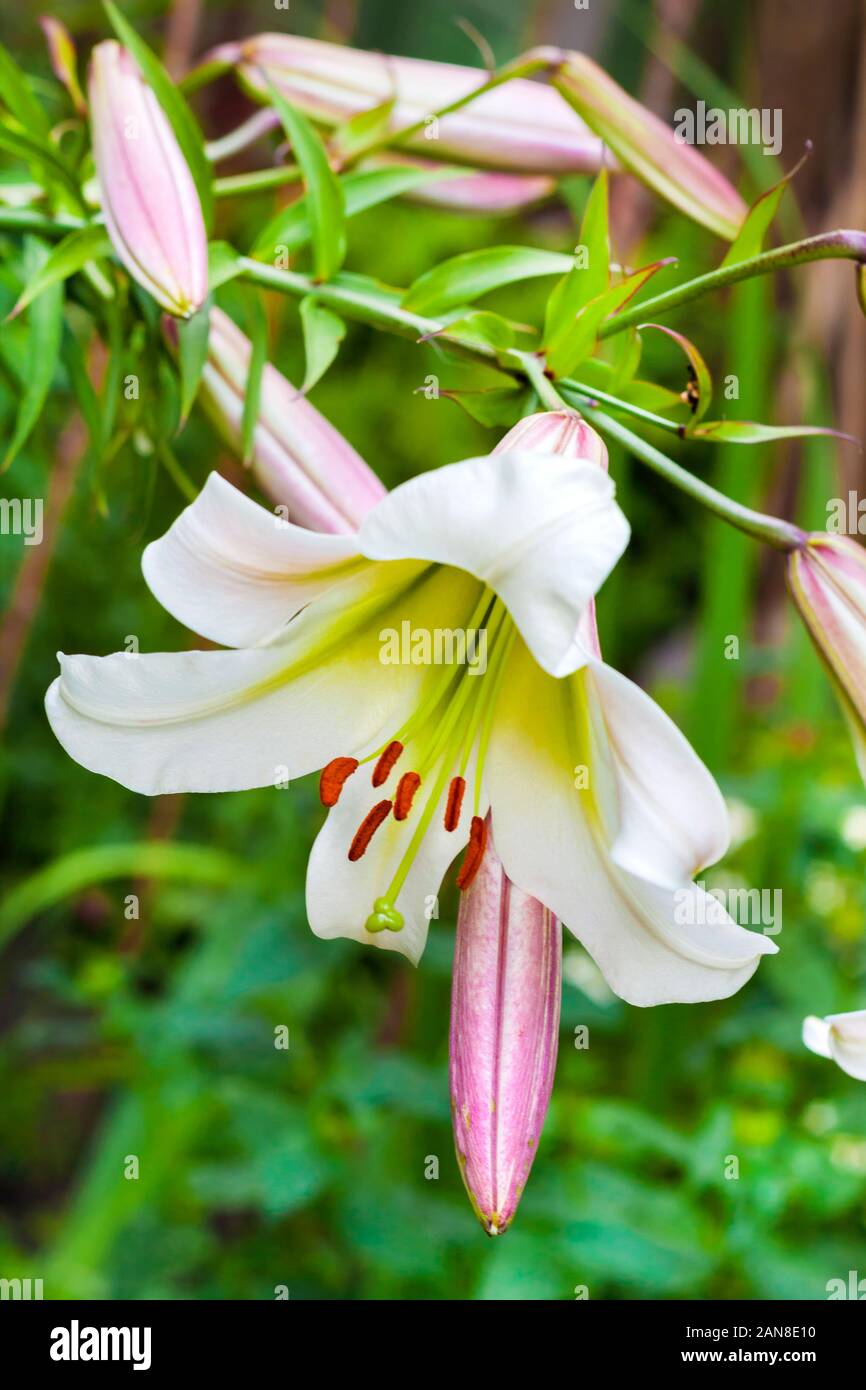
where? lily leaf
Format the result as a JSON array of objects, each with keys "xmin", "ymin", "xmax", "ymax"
[
  {"xmin": 103, "ymin": 0, "xmax": 213, "ymax": 228},
  {"xmin": 8, "ymin": 225, "xmax": 111, "ymax": 317},
  {"xmin": 690, "ymin": 419, "xmax": 856, "ymax": 445},
  {"xmin": 546, "ymin": 259, "xmax": 675, "ymax": 378},
  {"xmin": 402, "ymin": 246, "xmax": 575, "ymax": 317},
  {"xmin": 208, "ymin": 241, "xmax": 245, "ymax": 292},
  {"xmin": 299, "ymin": 295, "xmax": 346, "ymax": 394},
  {"xmin": 721, "ymin": 148, "xmax": 810, "ymax": 269},
  {"xmin": 0, "ymin": 40, "xmax": 52, "ymax": 138},
  {"xmin": 332, "ymin": 98, "xmax": 395, "ymax": 161},
  {"xmin": 543, "ymin": 169, "xmax": 609, "ymax": 347},
  {"xmin": 264, "ymin": 78, "xmax": 346, "ymax": 282},
  {"xmin": 251, "ymin": 164, "xmax": 449, "ymax": 262},
  {"xmin": 0, "ymin": 125, "xmax": 83, "ymax": 207},
  {"xmin": 3, "ymin": 238, "xmax": 64, "ymax": 469},
  {"xmin": 241, "ymin": 297, "xmax": 268, "ymax": 464},
  {"xmin": 639, "ymin": 323, "xmax": 712, "ymax": 423},
  {"xmin": 176, "ymin": 298, "xmax": 212, "ymax": 424},
  {"xmin": 444, "ymin": 310, "xmax": 517, "ymax": 355}
]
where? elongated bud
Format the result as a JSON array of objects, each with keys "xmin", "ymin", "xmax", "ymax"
[
  {"xmin": 197, "ymin": 307, "xmax": 385, "ymax": 531},
  {"xmin": 89, "ymin": 42, "xmax": 208, "ymax": 317},
  {"xmin": 207, "ymin": 34, "xmax": 606, "ymax": 174},
  {"xmin": 787, "ymin": 534, "xmax": 866, "ymax": 779},
  {"xmin": 368, "ymin": 154, "xmax": 555, "ymax": 214},
  {"xmin": 450, "ymin": 826, "xmax": 562, "ymax": 1236},
  {"xmin": 40, "ymin": 16, "xmax": 87, "ymax": 117},
  {"xmin": 551, "ymin": 48, "xmax": 746, "ymax": 241}
]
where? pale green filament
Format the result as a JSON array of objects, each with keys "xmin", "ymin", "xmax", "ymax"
[{"xmin": 364, "ymin": 598, "xmax": 516, "ymax": 930}]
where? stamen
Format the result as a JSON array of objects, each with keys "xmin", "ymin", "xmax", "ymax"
[
  {"xmin": 319, "ymin": 756, "xmax": 359, "ymax": 807},
  {"xmin": 372, "ymin": 740, "xmax": 403, "ymax": 787},
  {"xmin": 394, "ymin": 771, "xmax": 421, "ymax": 821},
  {"xmin": 444, "ymin": 775, "xmax": 466, "ymax": 831},
  {"xmin": 348, "ymin": 799, "xmax": 392, "ymax": 861},
  {"xmin": 457, "ymin": 815, "xmax": 487, "ymax": 889}
]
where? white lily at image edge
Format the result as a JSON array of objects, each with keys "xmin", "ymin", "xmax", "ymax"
[
  {"xmin": 803, "ymin": 1010, "xmax": 866, "ymax": 1081},
  {"xmin": 45, "ymin": 429, "xmax": 776, "ymax": 1005}
]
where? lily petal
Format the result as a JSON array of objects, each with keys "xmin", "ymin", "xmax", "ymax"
[
  {"xmin": 803, "ymin": 1010, "xmax": 866, "ymax": 1080},
  {"xmin": 588, "ymin": 659, "xmax": 730, "ymax": 888},
  {"xmin": 142, "ymin": 472, "xmax": 361, "ymax": 648},
  {"xmin": 358, "ymin": 450, "xmax": 629, "ymax": 677},
  {"xmin": 45, "ymin": 559, "xmax": 447, "ymax": 795},
  {"xmin": 486, "ymin": 641, "xmax": 776, "ymax": 1006}
]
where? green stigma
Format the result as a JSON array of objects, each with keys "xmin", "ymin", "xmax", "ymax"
[{"xmin": 365, "ymin": 898, "xmax": 404, "ymax": 934}]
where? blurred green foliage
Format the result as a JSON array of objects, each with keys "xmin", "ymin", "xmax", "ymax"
[{"xmin": 1, "ymin": 0, "xmax": 865, "ymax": 1301}]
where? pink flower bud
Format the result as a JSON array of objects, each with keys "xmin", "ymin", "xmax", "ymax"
[
  {"xmin": 450, "ymin": 827, "xmax": 562, "ymax": 1236},
  {"xmin": 493, "ymin": 407, "xmax": 608, "ymax": 467},
  {"xmin": 89, "ymin": 41, "xmax": 208, "ymax": 318},
  {"xmin": 552, "ymin": 49, "xmax": 746, "ymax": 241},
  {"xmin": 200, "ymin": 307, "xmax": 385, "ymax": 532},
  {"xmin": 210, "ymin": 34, "xmax": 606, "ymax": 174},
  {"xmin": 787, "ymin": 533, "xmax": 866, "ymax": 777}
]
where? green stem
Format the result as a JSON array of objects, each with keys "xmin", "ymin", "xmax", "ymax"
[
  {"xmin": 580, "ymin": 405, "xmax": 804, "ymax": 550},
  {"xmin": 559, "ymin": 378, "xmax": 685, "ymax": 435},
  {"xmin": 214, "ymin": 165, "xmax": 302, "ymax": 198},
  {"xmin": 235, "ymin": 257, "xmax": 810, "ymax": 553},
  {"xmin": 238, "ymin": 257, "xmax": 444, "ymax": 339},
  {"xmin": 600, "ymin": 231, "xmax": 866, "ymax": 337}
]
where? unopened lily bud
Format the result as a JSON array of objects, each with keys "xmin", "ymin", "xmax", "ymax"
[
  {"xmin": 199, "ymin": 307, "xmax": 385, "ymax": 532},
  {"xmin": 450, "ymin": 827, "xmax": 562, "ymax": 1236},
  {"xmin": 208, "ymin": 33, "xmax": 606, "ymax": 174},
  {"xmin": 787, "ymin": 533, "xmax": 866, "ymax": 779},
  {"xmin": 89, "ymin": 41, "xmax": 208, "ymax": 317},
  {"xmin": 367, "ymin": 154, "xmax": 555, "ymax": 214},
  {"xmin": 494, "ymin": 408, "xmax": 608, "ymax": 467},
  {"xmin": 551, "ymin": 48, "xmax": 746, "ymax": 241}
]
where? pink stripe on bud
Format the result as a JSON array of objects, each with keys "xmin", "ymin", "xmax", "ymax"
[
  {"xmin": 450, "ymin": 827, "xmax": 562, "ymax": 1236},
  {"xmin": 787, "ymin": 533, "xmax": 866, "ymax": 778},
  {"xmin": 552, "ymin": 48, "xmax": 746, "ymax": 241},
  {"xmin": 89, "ymin": 41, "xmax": 208, "ymax": 318}
]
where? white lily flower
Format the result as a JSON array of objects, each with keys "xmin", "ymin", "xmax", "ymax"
[
  {"xmin": 45, "ymin": 438, "xmax": 775, "ymax": 1002},
  {"xmin": 803, "ymin": 1010, "xmax": 866, "ymax": 1081}
]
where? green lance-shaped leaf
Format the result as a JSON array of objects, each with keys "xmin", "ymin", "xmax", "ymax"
[
  {"xmin": 721, "ymin": 147, "xmax": 811, "ymax": 269},
  {"xmin": 3, "ymin": 238, "xmax": 63, "ymax": 470},
  {"xmin": 103, "ymin": 0, "xmax": 214, "ymax": 228},
  {"xmin": 0, "ymin": 124, "xmax": 85, "ymax": 208},
  {"xmin": 208, "ymin": 240, "xmax": 245, "ymax": 292},
  {"xmin": 402, "ymin": 246, "xmax": 575, "ymax": 317},
  {"xmin": 0, "ymin": 841, "xmax": 240, "ymax": 949},
  {"xmin": 7, "ymin": 225, "xmax": 112, "ymax": 317},
  {"xmin": 332, "ymin": 97, "xmax": 396, "ymax": 161},
  {"xmin": 176, "ymin": 297, "xmax": 212, "ymax": 424},
  {"xmin": 545, "ymin": 259, "xmax": 675, "ymax": 378},
  {"xmin": 241, "ymin": 295, "xmax": 268, "ymax": 464},
  {"xmin": 0, "ymin": 40, "xmax": 52, "ymax": 139},
  {"xmin": 299, "ymin": 295, "xmax": 346, "ymax": 394},
  {"xmin": 250, "ymin": 163, "xmax": 452, "ymax": 262},
  {"xmin": 688, "ymin": 419, "xmax": 855, "ymax": 445},
  {"xmin": 543, "ymin": 169, "xmax": 610, "ymax": 348},
  {"xmin": 638, "ymin": 323, "xmax": 713, "ymax": 424},
  {"xmin": 263, "ymin": 76, "xmax": 346, "ymax": 282}
]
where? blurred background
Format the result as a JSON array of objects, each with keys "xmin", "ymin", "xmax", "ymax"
[{"xmin": 2, "ymin": 0, "xmax": 866, "ymax": 1300}]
